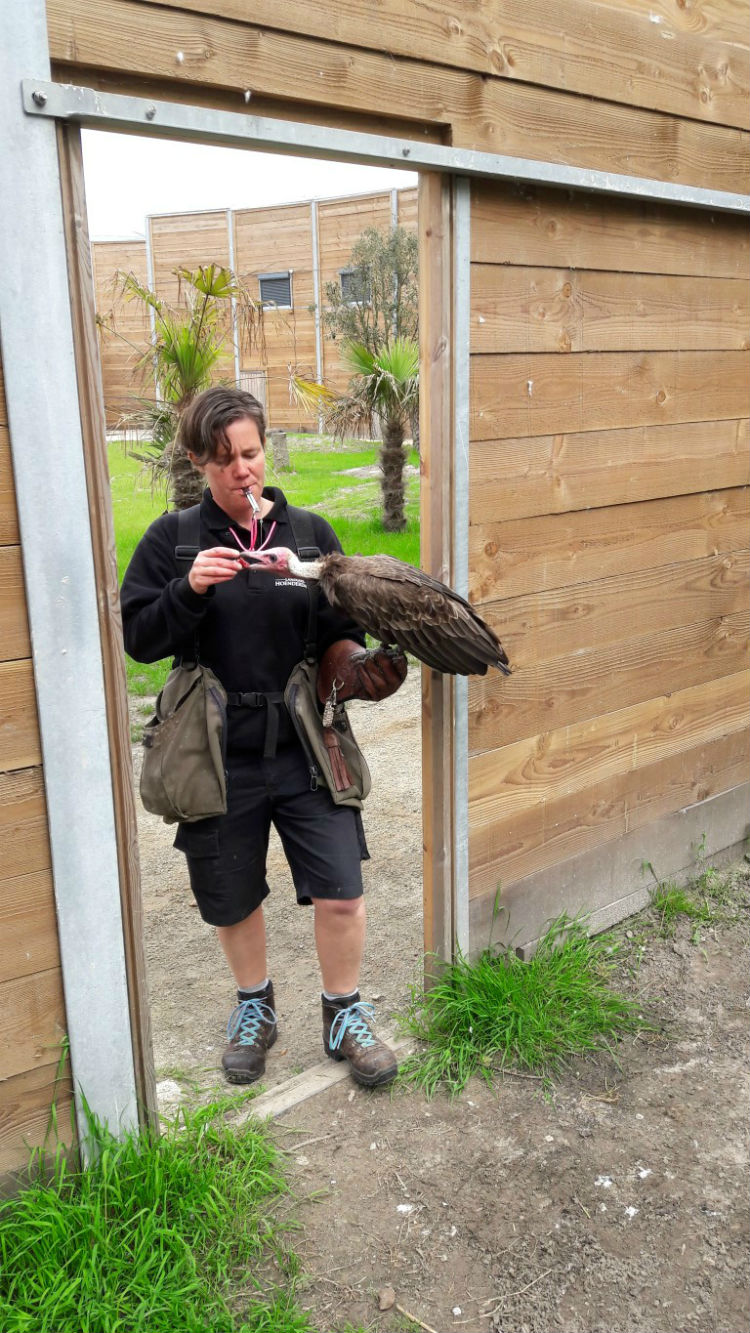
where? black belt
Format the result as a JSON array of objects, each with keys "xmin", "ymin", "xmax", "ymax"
[{"xmin": 226, "ymin": 690, "xmax": 285, "ymax": 758}]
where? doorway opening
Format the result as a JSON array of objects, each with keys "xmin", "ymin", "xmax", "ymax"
[{"xmin": 80, "ymin": 128, "xmax": 425, "ymax": 1108}]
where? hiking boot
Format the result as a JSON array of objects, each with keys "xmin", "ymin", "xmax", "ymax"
[
  {"xmin": 322, "ymin": 992, "xmax": 397, "ymax": 1088},
  {"xmin": 222, "ymin": 981, "xmax": 277, "ymax": 1084}
]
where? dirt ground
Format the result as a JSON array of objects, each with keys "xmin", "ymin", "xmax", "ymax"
[{"xmin": 133, "ymin": 676, "xmax": 749, "ymax": 1333}]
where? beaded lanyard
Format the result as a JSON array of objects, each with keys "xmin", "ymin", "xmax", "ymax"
[{"xmin": 229, "ymin": 514, "xmax": 277, "ymax": 556}]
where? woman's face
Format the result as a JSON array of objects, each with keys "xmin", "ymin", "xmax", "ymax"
[{"xmin": 190, "ymin": 416, "xmax": 266, "ymax": 520}]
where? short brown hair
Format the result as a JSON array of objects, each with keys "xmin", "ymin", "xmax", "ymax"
[{"xmin": 177, "ymin": 386, "xmax": 266, "ymax": 464}]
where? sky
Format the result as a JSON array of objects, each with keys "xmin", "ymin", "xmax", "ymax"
[{"xmin": 81, "ymin": 130, "xmax": 416, "ymax": 240}]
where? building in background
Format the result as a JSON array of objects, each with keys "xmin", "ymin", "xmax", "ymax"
[{"xmin": 92, "ymin": 186, "xmax": 418, "ymax": 431}]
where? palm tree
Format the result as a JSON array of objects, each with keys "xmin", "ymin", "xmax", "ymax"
[
  {"xmin": 294, "ymin": 336, "xmax": 418, "ymax": 532},
  {"xmin": 106, "ymin": 265, "xmax": 264, "ymax": 509}
]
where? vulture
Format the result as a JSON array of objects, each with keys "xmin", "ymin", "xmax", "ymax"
[{"xmin": 243, "ymin": 547, "xmax": 511, "ymax": 677}]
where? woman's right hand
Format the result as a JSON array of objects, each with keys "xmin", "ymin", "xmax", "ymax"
[{"xmin": 188, "ymin": 547, "xmax": 245, "ymax": 595}]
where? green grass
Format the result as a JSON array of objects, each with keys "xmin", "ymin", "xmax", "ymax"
[
  {"xmin": 0, "ymin": 1098, "xmax": 315, "ymax": 1333},
  {"xmin": 398, "ymin": 914, "xmax": 647, "ymax": 1097},
  {"xmin": 645, "ymin": 842, "xmax": 744, "ymax": 940},
  {"xmin": 648, "ymin": 882, "xmax": 714, "ymax": 936},
  {"xmin": 109, "ymin": 435, "xmax": 421, "ymax": 699}
]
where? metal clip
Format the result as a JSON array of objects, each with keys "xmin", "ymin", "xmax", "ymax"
[{"xmin": 322, "ymin": 678, "xmax": 337, "ymax": 728}]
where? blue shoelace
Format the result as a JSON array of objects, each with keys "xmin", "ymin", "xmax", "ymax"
[
  {"xmin": 226, "ymin": 997, "xmax": 276, "ymax": 1045},
  {"xmin": 329, "ymin": 1001, "xmax": 377, "ymax": 1052}
]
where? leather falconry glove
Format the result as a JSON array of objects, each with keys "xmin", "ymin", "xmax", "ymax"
[{"xmin": 317, "ymin": 638, "xmax": 408, "ymax": 710}]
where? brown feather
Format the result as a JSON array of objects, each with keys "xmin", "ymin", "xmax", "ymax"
[{"xmin": 317, "ymin": 552, "xmax": 511, "ymax": 677}]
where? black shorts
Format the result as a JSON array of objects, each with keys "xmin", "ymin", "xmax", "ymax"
[{"xmin": 173, "ymin": 744, "xmax": 369, "ymax": 926}]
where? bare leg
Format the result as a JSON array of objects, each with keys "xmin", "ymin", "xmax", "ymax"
[
  {"xmin": 313, "ymin": 897, "xmax": 366, "ymax": 994},
  {"xmin": 216, "ymin": 904, "xmax": 268, "ymax": 990}
]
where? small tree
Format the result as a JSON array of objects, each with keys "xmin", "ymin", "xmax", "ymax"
[
  {"xmin": 320, "ymin": 225, "xmax": 418, "ymax": 354},
  {"xmin": 294, "ymin": 224, "xmax": 419, "ymax": 529},
  {"xmin": 104, "ymin": 264, "xmax": 264, "ymax": 509},
  {"xmin": 294, "ymin": 337, "xmax": 418, "ymax": 532}
]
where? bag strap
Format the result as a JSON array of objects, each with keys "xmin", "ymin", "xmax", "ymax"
[
  {"xmin": 175, "ymin": 503, "xmax": 202, "ymax": 565},
  {"xmin": 286, "ymin": 504, "xmax": 320, "ymax": 665},
  {"xmin": 174, "ymin": 503, "xmax": 202, "ymax": 664}
]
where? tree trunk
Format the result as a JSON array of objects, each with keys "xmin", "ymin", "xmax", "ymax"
[
  {"xmin": 269, "ymin": 428, "xmax": 291, "ymax": 471},
  {"xmin": 380, "ymin": 415, "xmax": 407, "ymax": 532},
  {"xmin": 166, "ymin": 438, "xmax": 206, "ymax": 510},
  {"xmin": 409, "ymin": 404, "xmax": 420, "ymax": 454}
]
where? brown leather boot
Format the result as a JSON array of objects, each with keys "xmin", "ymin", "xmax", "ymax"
[
  {"xmin": 222, "ymin": 981, "xmax": 277, "ymax": 1084},
  {"xmin": 322, "ymin": 992, "xmax": 397, "ymax": 1088}
]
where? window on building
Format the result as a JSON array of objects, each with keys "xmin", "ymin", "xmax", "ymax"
[
  {"xmin": 258, "ymin": 271, "xmax": 292, "ymax": 308},
  {"xmin": 339, "ymin": 267, "xmax": 371, "ymax": 305}
]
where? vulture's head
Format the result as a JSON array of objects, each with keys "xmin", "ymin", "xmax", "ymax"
[{"xmin": 240, "ymin": 546, "xmax": 319, "ymax": 579}]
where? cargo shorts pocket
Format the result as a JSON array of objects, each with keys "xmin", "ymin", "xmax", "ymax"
[{"xmin": 173, "ymin": 823, "xmax": 220, "ymax": 860}]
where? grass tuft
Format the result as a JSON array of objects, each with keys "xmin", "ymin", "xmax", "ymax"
[
  {"xmin": 648, "ymin": 881, "xmax": 713, "ymax": 936},
  {"xmin": 398, "ymin": 914, "xmax": 647, "ymax": 1097},
  {"xmin": 0, "ymin": 1098, "xmax": 314, "ymax": 1333}
]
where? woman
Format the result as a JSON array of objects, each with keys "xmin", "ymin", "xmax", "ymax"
[{"xmin": 121, "ymin": 386, "xmax": 407, "ymax": 1088}]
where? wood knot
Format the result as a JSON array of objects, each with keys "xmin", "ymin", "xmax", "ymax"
[
  {"xmin": 656, "ymin": 389, "xmax": 668, "ymax": 405},
  {"xmin": 446, "ymin": 16, "xmax": 463, "ymax": 36},
  {"xmin": 484, "ymin": 540, "xmax": 499, "ymax": 558}
]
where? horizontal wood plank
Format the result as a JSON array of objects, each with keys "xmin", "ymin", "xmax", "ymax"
[
  {"xmin": 590, "ymin": 0, "xmax": 749, "ymax": 48},
  {"xmin": 0, "ymin": 968, "xmax": 68, "ymax": 1082},
  {"xmin": 469, "ymin": 608, "xmax": 749, "ymax": 753},
  {"xmin": 0, "ymin": 424, "xmax": 20, "ymax": 546},
  {"xmin": 469, "ymin": 782, "xmax": 750, "ymax": 955},
  {"xmin": 469, "ymin": 487, "xmax": 749, "ymax": 601},
  {"xmin": 0, "ymin": 663, "xmax": 42, "ymax": 772},
  {"xmin": 469, "ymin": 419, "xmax": 750, "ymax": 523},
  {"xmin": 470, "ymin": 350, "xmax": 750, "ymax": 441},
  {"xmin": 0, "ymin": 869, "xmax": 59, "ymax": 985},
  {"xmin": 470, "ymin": 181, "xmax": 750, "ymax": 278},
  {"xmin": 0, "ymin": 768, "xmax": 51, "ymax": 881},
  {"xmin": 468, "ymin": 669, "xmax": 749, "ymax": 823},
  {"xmin": 481, "ymin": 550, "xmax": 750, "ymax": 664},
  {"xmin": 470, "ymin": 268, "xmax": 750, "ymax": 354},
  {"xmin": 469, "ymin": 729, "xmax": 749, "ymax": 898},
  {"xmin": 46, "ymin": 0, "xmax": 749, "ymax": 191},
  {"xmin": 0, "ymin": 1063, "xmax": 74, "ymax": 1178},
  {"xmin": 138, "ymin": 0, "xmax": 750, "ymax": 128},
  {"xmin": 0, "ymin": 546, "xmax": 31, "ymax": 661}
]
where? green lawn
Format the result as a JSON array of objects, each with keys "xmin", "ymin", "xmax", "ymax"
[{"xmin": 110, "ymin": 435, "xmax": 421, "ymax": 697}]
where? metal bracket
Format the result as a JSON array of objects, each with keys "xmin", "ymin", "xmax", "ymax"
[{"xmin": 22, "ymin": 79, "xmax": 750, "ymax": 215}]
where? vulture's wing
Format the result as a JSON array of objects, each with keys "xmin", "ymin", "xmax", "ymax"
[{"xmin": 320, "ymin": 552, "xmax": 510, "ymax": 676}]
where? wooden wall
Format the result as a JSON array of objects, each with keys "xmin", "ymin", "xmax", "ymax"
[
  {"xmin": 233, "ymin": 200, "xmax": 317, "ymax": 429},
  {"xmin": 150, "ymin": 209, "xmax": 236, "ymax": 387},
  {"xmin": 47, "ymin": 0, "xmax": 748, "ymax": 186},
  {"xmin": 0, "ymin": 358, "xmax": 73, "ymax": 1184},
  {"xmin": 466, "ymin": 179, "xmax": 750, "ymax": 947},
  {"xmin": 91, "ymin": 238, "xmax": 151, "ymax": 427}
]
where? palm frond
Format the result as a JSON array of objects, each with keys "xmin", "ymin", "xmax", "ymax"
[{"xmin": 288, "ymin": 374, "xmax": 337, "ymax": 416}]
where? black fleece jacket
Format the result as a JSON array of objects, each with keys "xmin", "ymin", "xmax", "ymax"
[{"xmin": 120, "ymin": 487, "xmax": 364, "ymax": 755}]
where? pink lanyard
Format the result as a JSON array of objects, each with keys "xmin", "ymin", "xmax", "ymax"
[{"xmin": 229, "ymin": 516, "xmax": 277, "ymax": 555}]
